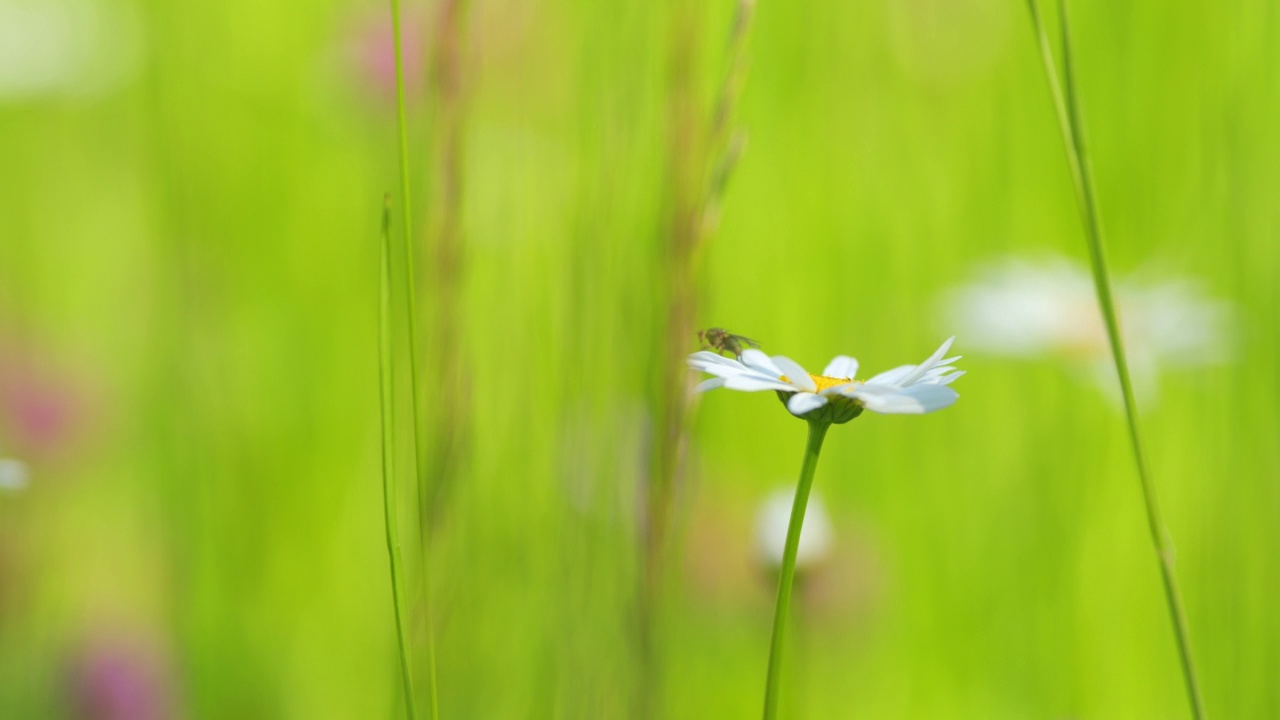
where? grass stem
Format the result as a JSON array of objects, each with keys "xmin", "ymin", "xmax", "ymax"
[
  {"xmin": 379, "ymin": 196, "xmax": 420, "ymax": 720},
  {"xmin": 387, "ymin": 0, "xmax": 427, "ymax": 541},
  {"xmin": 424, "ymin": 0, "xmax": 470, "ymax": 532},
  {"xmin": 640, "ymin": 6, "xmax": 760, "ymax": 714},
  {"xmin": 1024, "ymin": 2, "xmax": 1205, "ymax": 717},
  {"xmin": 388, "ymin": 1, "xmax": 439, "ymax": 714}
]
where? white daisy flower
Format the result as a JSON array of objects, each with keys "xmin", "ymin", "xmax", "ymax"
[
  {"xmin": 688, "ymin": 338, "xmax": 963, "ymax": 423},
  {"xmin": 940, "ymin": 255, "xmax": 1233, "ymax": 401},
  {"xmin": 755, "ymin": 487, "xmax": 833, "ymax": 571},
  {"xmin": 0, "ymin": 457, "xmax": 28, "ymax": 491}
]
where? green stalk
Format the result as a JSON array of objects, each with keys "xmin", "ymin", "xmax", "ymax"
[
  {"xmin": 762, "ymin": 420, "xmax": 830, "ymax": 720},
  {"xmin": 1024, "ymin": 2, "xmax": 1205, "ymax": 717},
  {"xmin": 379, "ymin": 196, "xmax": 419, "ymax": 720},
  {"xmin": 639, "ymin": 6, "xmax": 759, "ymax": 713},
  {"xmin": 387, "ymin": 2, "xmax": 440, "ymax": 716},
  {"xmin": 698, "ymin": 0, "xmax": 756, "ymax": 257},
  {"xmin": 386, "ymin": 0, "xmax": 427, "ymax": 530}
]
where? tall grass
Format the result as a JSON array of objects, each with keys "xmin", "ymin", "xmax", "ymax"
[
  {"xmin": 378, "ymin": 195, "xmax": 420, "ymax": 720},
  {"xmin": 642, "ymin": 2, "xmax": 757, "ymax": 714},
  {"xmin": 388, "ymin": 0, "xmax": 440, "ymax": 714},
  {"xmin": 1024, "ymin": 1, "xmax": 1204, "ymax": 717},
  {"xmin": 423, "ymin": 0, "xmax": 470, "ymax": 531}
]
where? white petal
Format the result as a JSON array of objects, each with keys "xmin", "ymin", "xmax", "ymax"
[
  {"xmin": 691, "ymin": 363, "xmax": 750, "ymax": 379},
  {"xmin": 822, "ymin": 355, "xmax": 859, "ymax": 379},
  {"xmin": 688, "ymin": 351, "xmax": 745, "ymax": 371},
  {"xmin": 770, "ymin": 355, "xmax": 816, "ymax": 392},
  {"xmin": 900, "ymin": 383, "xmax": 960, "ymax": 412},
  {"xmin": 689, "ymin": 350, "xmax": 740, "ymax": 365},
  {"xmin": 694, "ymin": 377, "xmax": 726, "ymax": 393},
  {"xmin": 688, "ymin": 363, "xmax": 741, "ymax": 378},
  {"xmin": 865, "ymin": 364, "xmax": 915, "ymax": 387},
  {"xmin": 844, "ymin": 384, "xmax": 904, "ymax": 410},
  {"xmin": 786, "ymin": 392, "xmax": 828, "ymax": 416},
  {"xmin": 851, "ymin": 383, "xmax": 958, "ymax": 414},
  {"xmin": 911, "ymin": 365, "xmax": 962, "ymax": 385},
  {"xmin": 919, "ymin": 366, "xmax": 953, "ymax": 380},
  {"xmin": 894, "ymin": 337, "xmax": 956, "ymax": 387},
  {"xmin": 739, "ymin": 349, "xmax": 783, "ymax": 378},
  {"xmin": 691, "ymin": 356, "xmax": 788, "ymax": 385},
  {"xmin": 723, "ymin": 375, "xmax": 797, "ymax": 392}
]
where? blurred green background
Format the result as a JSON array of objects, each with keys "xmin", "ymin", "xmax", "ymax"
[{"xmin": 1, "ymin": 0, "xmax": 1277, "ymax": 717}]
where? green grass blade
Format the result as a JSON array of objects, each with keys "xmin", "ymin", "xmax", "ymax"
[
  {"xmin": 387, "ymin": 1, "xmax": 440, "ymax": 715},
  {"xmin": 699, "ymin": 0, "xmax": 756, "ymax": 246},
  {"xmin": 1024, "ymin": 2, "xmax": 1206, "ymax": 717},
  {"xmin": 387, "ymin": 0, "xmax": 428, "ymax": 533},
  {"xmin": 641, "ymin": 5, "xmax": 760, "ymax": 714},
  {"xmin": 379, "ymin": 195, "xmax": 420, "ymax": 720}
]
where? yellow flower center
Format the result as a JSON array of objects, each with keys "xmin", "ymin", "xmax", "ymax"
[
  {"xmin": 779, "ymin": 374, "xmax": 857, "ymax": 392},
  {"xmin": 811, "ymin": 374, "xmax": 854, "ymax": 392}
]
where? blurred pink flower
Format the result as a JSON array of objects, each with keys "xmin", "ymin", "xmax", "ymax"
[
  {"xmin": 350, "ymin": 11, "xmax": 426, "ymax": 103},
  {"xmin": 0, "ymin": 360, "xmax": 83, "ymax": 458},
  {"xmin": 68, "ymin": 636, "xmax": 175, "ymax": 720}
]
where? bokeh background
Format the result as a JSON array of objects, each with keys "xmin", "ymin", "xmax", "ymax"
[{"xmin": 1, "ymin": 0, "xmax": 1277, "ymax": 717}]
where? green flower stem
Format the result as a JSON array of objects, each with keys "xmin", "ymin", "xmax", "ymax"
[
  {"xmin": 1025, "ymin": 2, "xmax": 1204, "ymax": 718},
  {"xmin": 762, "ymin": 420, "xmax": 830, "ymax": 720}
]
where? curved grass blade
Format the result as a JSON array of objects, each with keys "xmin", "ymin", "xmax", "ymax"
[
  {"xmin": 386, "ymin": 0, "xmax": 441, "ymax": 715},
  {"xmin": 1023, "ymin": 2, "xmax": 1206, "ymax": 717},
  {"xmin": 379, "ymin": 195, "xmax": 420, "ymax": 720}
]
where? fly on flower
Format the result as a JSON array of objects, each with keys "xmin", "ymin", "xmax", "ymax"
[
  {"xmin": 698, "ymin": 327, "xmax": 761, "ymax": 358},
  {"xmin": 689, "ymin": 338, "xmax": 963, "ymax": 424}
]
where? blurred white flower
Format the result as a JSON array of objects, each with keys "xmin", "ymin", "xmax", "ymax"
[
  {"xmin": 688, "ymin": 338, "xmax": 964, "ymax": 423},
  {"xmin": 755, "ymin": 488, "xmax": 833, "ymax": 571},
  {"xmin": 0, "ymin": 0, "xmax": 141, "ymax": 100},
  {"xmin": 0, "ymin": 457, "xmax": 28, "ymax": 491},
  {"xmin": 941, "ymin": 255, "xmax": 1233, "ymax": 401}
]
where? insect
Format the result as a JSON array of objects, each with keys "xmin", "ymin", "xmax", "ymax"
[{"xmin": 698, "ymin": 327, "xmax": 761, "ymax": 358}]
